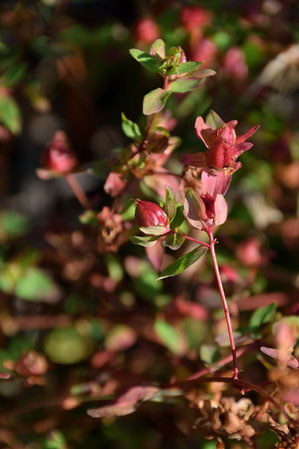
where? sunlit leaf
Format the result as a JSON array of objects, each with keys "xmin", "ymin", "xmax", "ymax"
[
  {"xmin": 130, "ymin": 235, "xmax": 160, "ymax": 247},
  {"xmin": 249, "ymin": 303, "xmax": 277, "ymax": 330},
  {"xmin": 164, "ymin": 185, "xmax": 176, "ymax": 223},
  {"xmin": 44, "ymin": 327, "xmax": 93, "ymax": 365},
  {"xmin": 157, "ymin": 246, "xmax": 207, "ymax": 280},
  {"xmin": 0, "ymin": 94, "xmax": 21, "ymax": 134},
  {"xmin": 143, "ymin": 88, "xmax": 171, "ymax": 115},
  {"xmin": 121, "ymin": 112, "xmax": 142, "ymax": 142},
  {"xmin": 162, "ymin": 231, "xmax": 185, "ymax": 250},
  {"xmin": 154, "ymin": 319, "xmax": 186, "ymax": 354},
  {"xmin": 168, "ymin": 79, "xmax": 200, "ymax": 93},
  {"xmin": 129, "ymin": 49, "xmax": 160, "ymax": 73}
]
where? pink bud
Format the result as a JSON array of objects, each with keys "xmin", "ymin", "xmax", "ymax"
[
  {"xmin": 41, "ymin": 131, "xmax": 77, "ymax": 174},
  {"xmin": 135, "ymin": 200, "xmax": 168, "ymax": 228}
]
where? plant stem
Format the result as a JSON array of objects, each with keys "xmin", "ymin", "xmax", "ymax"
[
  {"xmin": 183, "ymin": 234, "xmax": 210, "ymax": 249},
  {"xmin": 65, "ymin": 174, "xmax": 92, "ymax": 209},
  {"xmin": 208, "ymin": 231, "xmax": 239, "ymax": 380}
]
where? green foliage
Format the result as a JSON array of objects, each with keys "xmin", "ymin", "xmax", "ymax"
[
  {"xmin": 157, "ymin": 246, "xmax": 208, "ymax": 280},
  {"xmin": 121, "ymin": 112, "xmax": 142, "ymax": 142},
  {"xmin": 79, "ymin": 210, "xmax": 98, "ymax": 225},
  {"xmin": 143, "ymin": 88, "xmax": 171, "ymax": 115},
  {"xmin": 129, "ymin": 49, "xmax": 161, "ymax": 73},
  {"xmin": 43, "ymin": 431, "xmax": 67, "ymax": 449},
  {"xmin": 44, "ymin": 327, "xmax": 93, "ymax": 364},
  {"xmin": 162, "ymin": 231, "xmax": 185, "ymax": 250},
  {"xmin": 0, "ymin": 210, "xmax": 29, "ymax": 241},
  {"xmin": 154, "ymin": 319, "xmax": 185, "ymax": 354},
  {"xmin": 130, "ymin": 235, "xmax": 160, "ymax": 247},
  {"xmin": 168, "ymin": 79, "xmax": 201, "ymax": 93},
  {"xmin": 164, "ymin": 186, "xmax": 176, "ymax": 223},
  {"xmin": 169, "ymin": 61, "xmax": 202, "ymax": 75},
  {"xmin": 0, "ymin": 94, "xmax": 21, "ymax": 134},
  {"xmin": 249, "ymin": 303, "xmax": 277, "ymax": 330},
  {"xmin": 15, "ymin": 268, "xmax": 58, "ymax": 302}
]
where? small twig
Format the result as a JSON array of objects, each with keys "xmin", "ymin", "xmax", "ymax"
[
  {"xmin": 208, "ymin": 231, "xmax": 239, "ymax": 379},
  {"xmin": 183, "ymin": 234, "xmax": 210, "ymax": 249},
  {"xmin": 65, "ymin": 174, "xmax": 92, "ymax": 209}
]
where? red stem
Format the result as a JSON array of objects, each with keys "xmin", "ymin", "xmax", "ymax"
[
  {"xmin": 65, "ymin": 174, "xmax": 92, "ymax": 209},
  {"xmin": 208, "ymin": 231, "xmax": 239, "ymax": 380},
  {"xmin": 183, "ymin": 234, "xmax": 210, "ymax": 249}
]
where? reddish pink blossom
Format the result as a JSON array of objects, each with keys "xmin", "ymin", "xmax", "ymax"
[
  {"xmin": 134, "ymin": 18, "xmax": 160, "ymax": 45},
  {"xmin": 236, "ymin": 237, "xmax": 265, "ymax": 267},
  {"xmin": 181, "ymin": 6, "xmax": 211, "ymax": 33},
  {"xmin": 40, "ymin": 131, "xmax": 77, "ymax": 176},
  {"xmin": 135, "ymin": 200, "xmax": 168, "ymax": 228},
  {"xmin": 222, "ymin": 47, "xmax": 248, "ymax": 81},
  {"xmin": 190, "ymin": 38, "xmax": 218, "ymax": 67},
  {"xmin": 104, "ymin": 172, "xmax": 127, "ymax": 197},
  {"xmin": 182, "ymin": 111, "xmax": 259, "ymax": 172},
  {"xmin": 184, "ymin": 170, "xmax": 230, "ymax": 232}
]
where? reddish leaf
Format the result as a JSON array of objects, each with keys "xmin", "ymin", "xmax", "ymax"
[
  {"xmin": 260, "ymin": 346, "xmax": 299, "ymax": 369},
  {"xmin": 87, "ymin": 386, "xmax": 159, "ymax": 418}
]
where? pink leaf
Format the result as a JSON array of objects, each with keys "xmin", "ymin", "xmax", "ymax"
[
  {"xmin": 214, "ymin": 194, "xmax": 228, "ymax": 226},
  {"xmin": 87, "ymin": 385, "xmax": 159, "ymax": 418},
  {"xmin": 146, "ymin": 240, "xmax": 164, "ymax": 272},
  {"xmin": 260, "ymin": 346, "xmax": 299, "ymax": 369}
]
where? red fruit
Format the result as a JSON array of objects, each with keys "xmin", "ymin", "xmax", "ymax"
[{"xmin": 135, "ymin": 200, "xmax": 168, "ymax": 227}]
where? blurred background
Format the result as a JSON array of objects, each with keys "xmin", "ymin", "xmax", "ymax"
[{"xmin": 0, "ymin": 0, "xmax": 298, "ymax": 448}]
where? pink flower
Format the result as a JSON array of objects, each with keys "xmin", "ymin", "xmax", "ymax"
[
  {"xmin": 184, "ymin": 170, "xmax": 230, "ymax": 232},
  {"xmin": 190, "ymin": 38, "xmax": 218, "ymax": 68},
  {"xmin": 135, "ymin": 200, "xmax": 168, "ymax": 228},
  {"xmin": 104, "ymin": 172, "xmax": 127, "ymax": 197},
  {"xmin": 182, "ymin": 111, "xmax": 259, "ymax": 172},
  {"xmin": 222, "ymin": 47, "xmax": 248, "ymax": 81},
  {"xmin": 38, "ymin": 131, "xmax": 77, "ymax": 177},
  {"xmin": 134, "ymin": 18, "xmax": 160, "ymax": 45},
  {"xmin": 181, "ymin": 6, "xmax": 211, "ymax": 33}
]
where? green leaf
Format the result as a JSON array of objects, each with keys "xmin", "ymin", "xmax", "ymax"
[
  {"xmin": 129, "ymin": 49, "xmax": 160, "ymax": 73},
  {"xmin": 130, "ymin": 235, "xmax": 160, "ymax": 247},
  {"xmin": 206, "ymin": 110, "xmax": 225, "ymax": 130},
  {"xmin": 171, "ymin": 61, "xmax": 202, "ymax": 74},
  {"xmin": 168, "ymin": 78, "xmax": 201, "ymax": 93},
  {"xmin": 121, "ymin": 112, "xmax": 142, "ymax": 142},
  {"xmin": 150, "ymin": 39, "xmax": 165, "ymax": 59},
  {"xmin": 162, "ymin": 231, "xmax": 185, "ymax": 250},
  {"xmin": 154, "ymin": 320, "xmax": 185, "ymax": 355},
  {"xmin": 1, "ymin": 63, "xmax": 27, "ymax": 88},
  {"xmin": 171, "ymin": 204, "xmax": 185, "ymax": 229},
  {"xmin": 139, "ymin": 225, "xmax": 169, "ymax": 236},
  {"xmin": 0, "ymin": 210, "xmax": 29, "ymax": 240},
  {"xmin": 0, "ymin": 94, "xmax": 21, "ymax": 134},
  {"xmin": 143, "ymin": 88, "xmax": 171, "ymax": 115},
  {"xmin": 43, "ymin": 430, "xmax": 67, "ymax": 449},
  {"xmin": 249, "ymin": 303, "xmax": 277, "ymax": 330},
  {"xmin": 44, "ymin": 327, "xmax": 93, "ymax": 365},
  {"xmin": 79, "ymin": 210, "xmax": 98, "ymax": 225},
  {"xmin": 164, "ymin": 185, "xmax": 176, "ymax": 222},
  {"xmin": 15, "ymin": 268, "xmax": 58, "ymax": 302},
  {"xmin": 157, "ymin": 246, "xmax": 208, "ymax": 280}
]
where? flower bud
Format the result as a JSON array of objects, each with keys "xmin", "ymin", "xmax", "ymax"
[
  {"xmin": 135, "ymin": 200, "xmax": 168, "ymax": 228},
  {"xmin": 41, "ymin": 131, "xmax": 77, "ymax": 174}
]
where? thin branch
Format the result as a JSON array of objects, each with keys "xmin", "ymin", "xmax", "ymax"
[
  {"xmin": 65, "ymin": 174, "xmax": 92, "ymax": 209},
  {"xmin": 208, "ymin": 231, "xmax": 239, "ymax": 379}
]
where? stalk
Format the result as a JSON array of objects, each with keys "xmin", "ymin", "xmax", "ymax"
[
  {"xmin": 208, "ymin": 231, "xmax": 239, "ymax": 380},
  {"xmin": 65, "ymin": 174, "xmax": 92, "ymax": 210}
]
